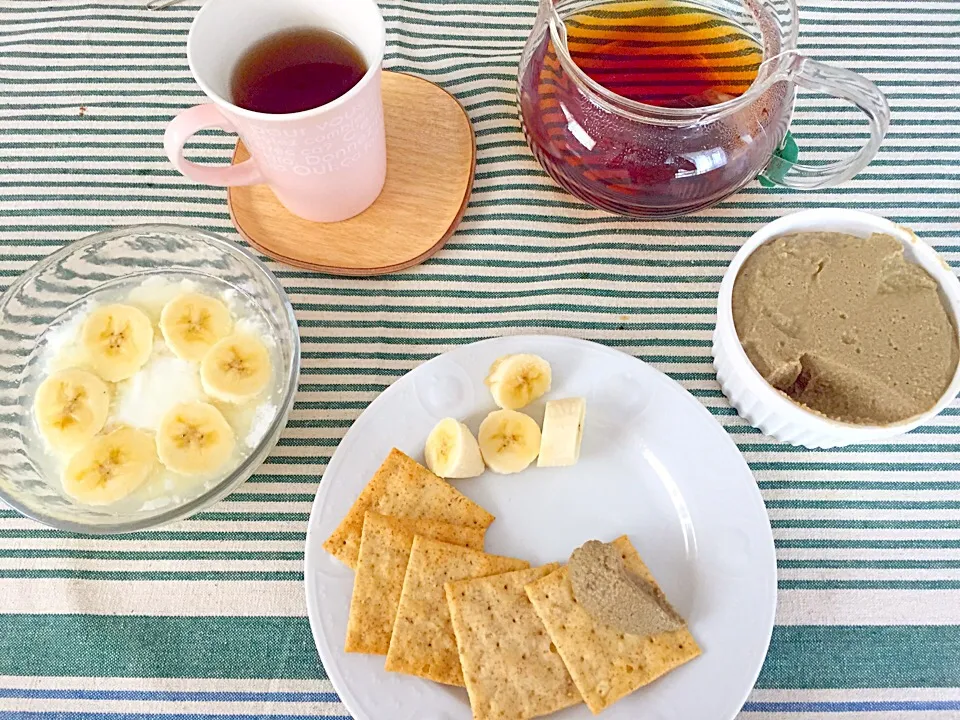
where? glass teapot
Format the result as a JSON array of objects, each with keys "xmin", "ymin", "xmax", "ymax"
[{"xmin": 517, "ymin": 0, "xmax": 890, "ymax": 218}]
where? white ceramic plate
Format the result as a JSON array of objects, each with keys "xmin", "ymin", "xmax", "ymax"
[{"xmin": 304, "ymin": 335, "xmax": 776, "ymax": 720}]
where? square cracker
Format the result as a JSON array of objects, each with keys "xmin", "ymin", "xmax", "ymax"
[
  {"xmin": 346, "ymin": 511, "xmax": 486, "ymax": 655},
  {"xmin": 524, "ymin": 536, "xmax": 701, "ymax": 714},
  {"xmin": 385, "ymin": 536, "xmax": 529, "ymax": 687},
  {"xmin": 322, "ymin": 448, "xmax": 495, "ymax": 568},
  {"xmin": 446, "ymin": 564, "xmax": 582, "ymax": 720}
]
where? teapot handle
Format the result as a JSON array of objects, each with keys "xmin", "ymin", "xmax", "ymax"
[{"xmin": 761, "ymin": 51, "xmax": 890, "ymax": 190}]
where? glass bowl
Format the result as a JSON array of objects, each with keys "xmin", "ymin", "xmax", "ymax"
[{"xmin": 0, "ymin": 224, "xmax": 300, "ymax": 533}]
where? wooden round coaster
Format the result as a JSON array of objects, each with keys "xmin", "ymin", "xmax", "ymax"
[{"xmin": 228, "ymin": 71, "xmax": 475, "ymax": 276}]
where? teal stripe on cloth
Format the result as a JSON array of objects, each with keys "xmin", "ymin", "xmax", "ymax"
[
  {"xmin": 3, "ymin": 616, "xmax": 960, "ymax": 690},
  {"xmin": 760, "ymin": 627, "xmax": 960, "ymax": 689},
  {"xmin": 0, "ymin": 616, "xmax": 326, "ymax": 680}
]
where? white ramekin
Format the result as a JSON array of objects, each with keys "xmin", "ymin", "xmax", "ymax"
[{"xmin": 713, "ymin": 209, "xmax": 960, "ymax": 448}]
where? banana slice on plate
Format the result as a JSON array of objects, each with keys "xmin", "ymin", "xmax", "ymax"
[
  {"xmin": 159, "ymin": 292, "xmax": 233, "ymax": 362},
  {"xmin": 156, "ymin": 401, "xmax": 236, "ymax": 476},
  {"xmin": 200, "ymin": 333, "xmax": 272, "ymax": 404},
  {"xmin": 538, "ymin": 397, "xmax": 586, "ymax": 467},
  {"xmin": 81, "ymin": 303, "xmax": 154, "ymax": 382},
  {"xmin": 425, "ymin": 417, "xmax": 485, "ymax": 479},
  {"xmin": 62, "ymin": 426, "xmax": 157, "ymax": 505},
  {"xmin": 485, "ymin": 353, "xmax": 552, "ymax": 410},
  {"xmin": 34, "ymin": 367, "xmax": 110, "ymax": 453},
  {"xmin": 478, "ymin": 409, "xmax": 541, "ymax": 474}
]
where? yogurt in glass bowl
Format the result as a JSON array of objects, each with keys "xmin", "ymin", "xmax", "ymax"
[{"xmin": 0, "ymin": 225, "xmax": 300, "ymax": 533}]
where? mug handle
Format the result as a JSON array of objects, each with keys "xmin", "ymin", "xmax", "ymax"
[
  {"xmin": 164, "ymin": 104, "xmax": 264, "ymax": 186},
  {"xmin": 761, "ymin": 50, "xmax": 890, "ymax": 190}
]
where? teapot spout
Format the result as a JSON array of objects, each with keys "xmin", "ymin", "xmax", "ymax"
[{"xmin": 539, "ymin": 0, "xmax": 567, "ymax": 46}]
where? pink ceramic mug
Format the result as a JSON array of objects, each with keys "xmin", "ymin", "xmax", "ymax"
[{"xmin": 165, "ymin": 0, "xmax": 387, "ymax": 223}]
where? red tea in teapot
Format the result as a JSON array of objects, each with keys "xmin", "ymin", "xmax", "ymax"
[
  {"xmin": 518, "ymin": 0, "xmax": 789, "ymax": 217},
  {"xmin": 564, "ymin": 1, "xmax": 763, "ymax": 108}
]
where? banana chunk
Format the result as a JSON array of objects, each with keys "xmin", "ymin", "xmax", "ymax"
[
  {"xmin": 538, "ymin": 397, "xmax": 586, "ymax": 467},
  {"xmin": 81, "ymin": 304, "xmax": 154, "ymax": 382},
  {"xmin": 425, "ymin": 417, "xmax": 485, "ymax": 479},
  {"xmin": 200, "ymin": 333, "xmax": 272, "ymax": 404},
  {"xmin": 62, "ymin": 426, "xmax": 157, "ymax": 505},
  {"xmin": 159, "ymin": 292, "xmax": 233, "ymax": 362},
  {"xmin": 34, "ymin": 368, "xmax": 110, "ymax": 453},
  {"xmin": 156, "ymin": 401, "xmax": 236, "ymax": 476},
  {"xmin": 478, "ymin": 409, "xmax": 541, "ymax": 474},
  {"xmin": 485, "ymin": 353, "xmax": 552, "ymax": 410}
]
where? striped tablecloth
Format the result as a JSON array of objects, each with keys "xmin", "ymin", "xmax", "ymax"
[{"xmin": 1, "ymin": 0, "xmax": 959, "ymax": 718}]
